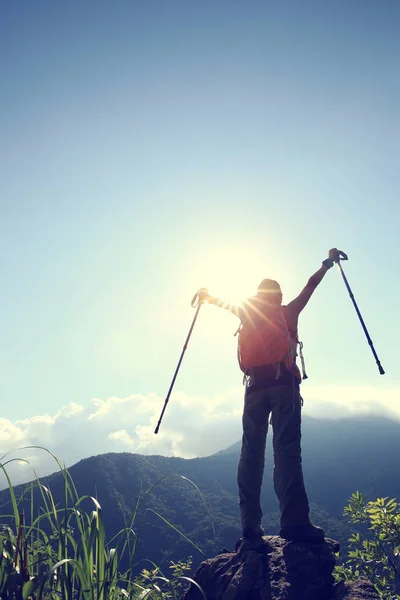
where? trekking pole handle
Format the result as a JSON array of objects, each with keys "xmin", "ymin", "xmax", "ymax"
[
  {"xmin": 191, "ymin": 291, "xmax": 201, "ymax": 307},
  {"xmin": 191, "ymin": 288, "xmax": 208, "ymax": 308},
  {"xmin": 336, "ymin": 250, "xmax": 348, "ymax": 262}
]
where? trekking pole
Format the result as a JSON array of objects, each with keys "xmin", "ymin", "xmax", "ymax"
[
  {"xmin": 335, "ymin": 251, "xmax": 385, "ymax": 375},
  {"xmin": 154, "ymin": 290, "xmax": 206, "ymax": 434}
]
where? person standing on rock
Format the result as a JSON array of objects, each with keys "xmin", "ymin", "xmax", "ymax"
[{"xmin": 199, "ymin": 248, "xmax": 341, "ymax": 543}]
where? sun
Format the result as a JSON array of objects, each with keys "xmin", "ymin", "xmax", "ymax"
[{"xmin": 190, "ymin": 243, "xmax": 277, "ymax": 307}]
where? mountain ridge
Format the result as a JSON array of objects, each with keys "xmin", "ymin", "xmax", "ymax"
[{"xmin": 0, "ymin": 414, "xmax": 399, "ymax": 572}]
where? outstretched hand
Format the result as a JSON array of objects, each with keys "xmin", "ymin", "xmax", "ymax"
[
  {"xmin": 328, "ymin": 248, "xmax": 341, "ymax": 263},
  {"xmin": 197, "ymin": 288, "xmax": 210, "ymax": 303}
]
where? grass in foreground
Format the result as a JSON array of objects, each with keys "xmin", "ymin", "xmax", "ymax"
[{"xmin": 0, "ymin": 447, "xmax": 207, "ymax": 600}]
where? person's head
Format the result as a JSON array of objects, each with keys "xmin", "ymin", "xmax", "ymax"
[{"xmin": 257, "ymin": 279, "xmax": 282, "ymax": 305}]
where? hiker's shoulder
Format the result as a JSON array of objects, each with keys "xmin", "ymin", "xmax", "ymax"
[
  {"xmin": 242, "ymin": 295, "xmax": 258, "ymax": 309},
  {"xmin": 283, "ymin": 302, "xmax": 300, "ymax": 327}
]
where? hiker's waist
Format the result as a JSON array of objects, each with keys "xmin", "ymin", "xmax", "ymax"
[{"xmin": 247, "ymin": 363, "xmax": 299, "ymax": 387}]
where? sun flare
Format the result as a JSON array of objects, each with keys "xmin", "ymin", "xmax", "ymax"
[{"xmin": 191, "ymin": 244, "xmax": 280, "ymax": 307}]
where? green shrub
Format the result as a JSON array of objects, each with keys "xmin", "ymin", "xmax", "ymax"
[{"xmin": 334, "ymin": 491, "xmax": 400, "ymax": 599}]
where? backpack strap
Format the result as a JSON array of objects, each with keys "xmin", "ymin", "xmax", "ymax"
[
  {"xmin": 298, "ymin": 340, "xmax": 308, "ymax": 380},
  {"xmin": 233, "ymin": 323, "xmax": 241, "ymax": 337}
]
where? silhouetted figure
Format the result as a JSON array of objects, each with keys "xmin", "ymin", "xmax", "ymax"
[{"xmin": 200, "ymin": 248, "xmax": 341, "ymax": 543}]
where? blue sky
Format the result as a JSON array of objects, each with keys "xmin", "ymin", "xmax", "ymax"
[{"xmin": 1, "ymin": 0, "xmax": 399, "ymax": 479}]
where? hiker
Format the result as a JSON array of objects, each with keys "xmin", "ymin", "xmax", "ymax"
[{"xmin": 199, "ymin": 248, "xmax": 341, "ymax": 543}]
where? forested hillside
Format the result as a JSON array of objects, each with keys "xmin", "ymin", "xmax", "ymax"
[{"xmin": 0, "ymin": 415, "xmax": 399, "ymax": 572}]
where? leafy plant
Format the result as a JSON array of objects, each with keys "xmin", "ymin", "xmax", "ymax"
[
  {"xmin": 0, "ymin": 447, "xmax": 208, "ymax": 599},
  {"xmin": 334, "ymin": 491, "xmax": 400, "ymax": 599},
  {"xmin": 132, "ymin": 557, "xmax": 207, "ymax": 600}
]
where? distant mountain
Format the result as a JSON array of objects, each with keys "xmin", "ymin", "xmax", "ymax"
[{"xmin": 0, "ymin": 415, "xmax": 399, "ymax": 573}]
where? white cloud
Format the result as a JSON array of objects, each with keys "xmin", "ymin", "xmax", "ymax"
[
  {"xmin": 0, "ymin": 418, "xmax": 28, "ymax": 452},
  {"xmin": 0, "ymin": 384, "xmax": 399, "ymax": 489},
  {"xmin": 108, "ymin": 429, "xmax": 135, "ymax": 448}
]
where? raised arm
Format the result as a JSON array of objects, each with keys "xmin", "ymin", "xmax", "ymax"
[
  {"xmin": 286, "ymin": 248, "xmax": 340, "ymax": 317},
  {"xmin": 198, "ymin": 288, "xmax": 244, "ymax": 320}
]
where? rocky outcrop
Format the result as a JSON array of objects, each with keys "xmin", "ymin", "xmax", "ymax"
[
  {"xmin": 335, "ymin": 579, "xmax": 380, "ymax": 599},
  {"xmin": 183, "ymin": 536, "xmax": 378, "ymax": 600}
]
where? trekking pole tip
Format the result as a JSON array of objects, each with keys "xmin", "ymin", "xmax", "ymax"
[{"xmin": 378, "ymin": 365, "xmax": 385, "ymax": 375}]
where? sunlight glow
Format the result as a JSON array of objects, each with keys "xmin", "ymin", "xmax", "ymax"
[{"xmin": 190, "ymin": 243, "xmax": 281, "ymax": 307}]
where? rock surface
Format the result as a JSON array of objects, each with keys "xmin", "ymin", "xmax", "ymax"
[
  {"xmin": 334, "ymin": 579, "xmax": 380, "ymax": 599},
  {"xmin": 183, "ymin": 536, "xmax": 378, "ymax": 600}
]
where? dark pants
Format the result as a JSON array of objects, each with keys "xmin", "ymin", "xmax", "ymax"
[{"xmin": 237, "ymin": 383, "xmax": 310, "ymax": 531}]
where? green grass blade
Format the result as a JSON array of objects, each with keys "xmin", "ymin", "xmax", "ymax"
[
  {"xmin": 144, "ymin": 509, "xmax": 205, "ymax": 555},
  {"xmin": 179, "ymin": 475, "xmax": 216, "ymax": 538},
  {"xmin": 0, "ymin": 459, "xmax": 30, "ymax": 528},
  {"xmin": 177, "ymin": 577, "xmax": 207, "ymax": 600}
]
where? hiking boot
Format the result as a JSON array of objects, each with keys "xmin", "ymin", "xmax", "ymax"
[
  {"xmin": 280, "ymin": 524, "xmax": 325, "ymax": 544},
  {"xmin": 235, "ymin": 526, "xmax": 265, "ymax": 552},
  {"xmin": 242, "ymin": 525, "xmax": 265, "ymax": 539}
]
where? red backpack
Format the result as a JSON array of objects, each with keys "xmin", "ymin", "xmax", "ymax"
[{"xmin": 237, "ymin": 299, "xmax": 299, "ymax": 377}]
